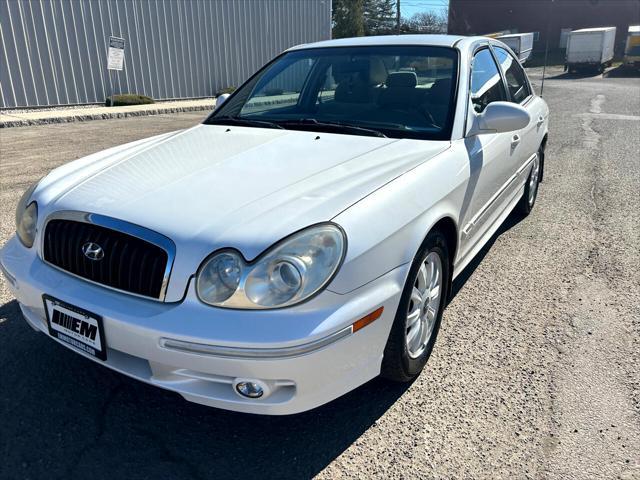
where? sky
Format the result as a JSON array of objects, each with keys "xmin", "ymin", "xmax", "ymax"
[{"xmin": 401, "ymin": 0, "xmax": 449, "ymax": 19}]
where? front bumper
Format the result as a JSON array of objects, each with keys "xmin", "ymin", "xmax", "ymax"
[{"xmin": 1, "ymin": 236, "xmax": 407, "ymax": 415}]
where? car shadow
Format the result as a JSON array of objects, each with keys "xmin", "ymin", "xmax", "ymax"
[{"xmin": 0, "ymin": 299, "xmax": 411, "ymax": 480}]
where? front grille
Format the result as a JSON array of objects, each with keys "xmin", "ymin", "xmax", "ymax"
[{"xmin": 43, "ymin": 219, "xmax": 169, "ymax": 299}]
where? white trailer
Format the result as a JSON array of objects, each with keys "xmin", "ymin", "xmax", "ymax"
[
  {"xmin": 623, "ymin": 25, "xmax": 640, "ymax": 68},
  {"xmin": 565, "ymin": 27, "xmax": 616, "ymax": 73},
  {"xmin": 497, "ymin": 33, "xmax": 535, "ymax": 64}
]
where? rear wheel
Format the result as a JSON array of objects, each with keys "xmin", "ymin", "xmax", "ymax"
[
  {"xmin": 517, "ymin": 148, "xmax": 541, "ymax": 216},
  {"xmin": 381, "ymin": 230, "xmax": 450, "ymax": 382}
]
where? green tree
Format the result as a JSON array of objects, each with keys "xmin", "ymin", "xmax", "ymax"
[
  {"xmin": 332, "ymin": 0, "xmax": 365, "ymax": 39},
  {"xmin": 363, "ymin": 0, "xmax": 396, "ymax": 36}
]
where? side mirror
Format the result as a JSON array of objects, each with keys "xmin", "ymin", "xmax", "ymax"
[
  {"xmin": 215, "ymin": 93, "xmax": 230, "ymax": 109},
  {"xmin": 468, "ymin": 101, "xmax": 531, "ymax": 136}
]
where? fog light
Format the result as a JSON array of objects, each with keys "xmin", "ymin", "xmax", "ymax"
[{"xmin": 235, "ymin": 381, "xmax": 264, "ymax": 399}]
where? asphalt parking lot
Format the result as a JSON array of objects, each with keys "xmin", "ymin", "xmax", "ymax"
[{"xmin": 0, "ymin": 65, "xmax": 639, "ymax": 480}]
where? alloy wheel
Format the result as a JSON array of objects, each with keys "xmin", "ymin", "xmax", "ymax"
[
  {"xmin": 405, "ymin": 251, "xmax": 443, "ymax": 359},
  {"xmin": 528, "ymin": 153, "xmax": 540, "ymax": 206}
]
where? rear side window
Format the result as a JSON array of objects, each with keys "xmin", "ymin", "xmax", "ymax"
[
  {"xmin": 470, "ymin": 49, "xmax": 506, "ymax": 113},
  {"xmin": 493, "ymin": 46, "xmax": 531, "ymax": 103}
]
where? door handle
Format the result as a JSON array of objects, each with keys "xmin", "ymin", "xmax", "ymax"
[{"xmin": 511, "ymin": 134, "xmax": 521, "ymax": 147}]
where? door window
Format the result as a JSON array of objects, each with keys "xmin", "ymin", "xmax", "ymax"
[
  {"xmin": 493, "ymin": 47, "xmax": 531, "ymax": 104},
  {"xmin": 470, "ymin": 49, "xmax": 506, "ymax": 113}
]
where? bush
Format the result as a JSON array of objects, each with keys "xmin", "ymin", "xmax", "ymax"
[
  {"xmin": 105, "ymin": 94, "xmax": 154, "ymax": 107},
  {"xmin": 215, "ymin": 86, "xmax": 236, "ymax": 97}
]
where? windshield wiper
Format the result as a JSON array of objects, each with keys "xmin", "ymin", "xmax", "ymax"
[
  {"xmin": 205, "ymin": 116, "xmax": 284, "ymax": 130},
  {"xmin": 277, "ymin": 119, "xmax": 387, "ymax": 138}
]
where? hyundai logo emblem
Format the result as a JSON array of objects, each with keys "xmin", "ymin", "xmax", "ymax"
[{"xmin": 82, "ymin": 242, "xmax": 104, "ymax": 261}]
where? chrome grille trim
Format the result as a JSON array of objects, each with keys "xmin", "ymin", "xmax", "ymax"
[{"xmin": 40, "ymin": 211, "xmax": 176, "ymax": 302}]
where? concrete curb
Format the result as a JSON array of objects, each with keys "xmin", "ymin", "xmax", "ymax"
[{"xmin": 0, "ymin": 101, "xmax": 216, "ymax": 128}]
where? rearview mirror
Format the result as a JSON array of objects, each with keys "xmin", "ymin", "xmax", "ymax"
[
  {"xmin": 468, "ymin": 101, "xmax": 531, "ymax": 136},
  {"xmin": 215, "ymin": 93, "xmax": 230, "ymax": 109}
]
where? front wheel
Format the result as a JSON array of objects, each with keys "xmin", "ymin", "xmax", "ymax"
[
  {"xmin": 381, "ymin": 230, "xmax": 450, "ymax": 382},
  {"xmin": 516, "ymin": 149, "xmax": 541, "ymax": 216}
]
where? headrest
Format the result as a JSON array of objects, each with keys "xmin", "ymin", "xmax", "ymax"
[
  {"xmin": 369, "ymin": 58, "xmax": 387, "ymax": 85},
  {"xmin": 332, "ymin": 57, "xmax": 387, "ymax": 85},
  {"xmin": 386, "ymin": 71, "xmax": 417, "ymax": 88}
]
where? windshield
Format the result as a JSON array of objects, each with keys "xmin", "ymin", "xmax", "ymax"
[{"xmin": 207, "ymin": 46, "xmax": 459, "ymax": 140}]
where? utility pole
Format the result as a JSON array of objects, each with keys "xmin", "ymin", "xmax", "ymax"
[
  {"xmin": 541, "ymin": 0, "xmax": 554, "ymax": 95},
  {"xmin": 396, "ymin": 0, "xmax": 401, "ymax": 34}
]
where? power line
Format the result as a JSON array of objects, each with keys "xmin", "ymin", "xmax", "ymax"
[
  {"xmin": 401, "ymin": 1, "xmax": 448, "ymax": 7},
  {"xmin": 401, "ymin": 1, "xmax": 449, "ymax": 5}
]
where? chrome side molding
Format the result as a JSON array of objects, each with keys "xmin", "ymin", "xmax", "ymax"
[{"xmin": 160, "ymin": 326, "xmax": 353, "ymax": 359}]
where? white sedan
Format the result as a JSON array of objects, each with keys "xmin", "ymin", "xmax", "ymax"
[{"xmin": 1, "ymin": 35, "xmax": 548, "ymax": 415}]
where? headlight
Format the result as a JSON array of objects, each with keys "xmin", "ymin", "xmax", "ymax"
[
  {"xmin": 15, "ymin": 182, "xmax": 39, "ymax": 248},
  {"xmin": 196, "ymin": 224, "xmax": 346, "ymax": 309}
]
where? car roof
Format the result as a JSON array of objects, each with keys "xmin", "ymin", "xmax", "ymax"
[{"xmin": 287, "ymin": 34, "xmax": 470, "ymax": 51}]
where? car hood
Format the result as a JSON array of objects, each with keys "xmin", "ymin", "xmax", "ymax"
[{"xmin": 38, "ymin": 124, "xmax": 449, "ymax": 300}]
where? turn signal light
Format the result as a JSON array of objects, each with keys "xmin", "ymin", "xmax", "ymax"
[{"xmin": 352, "ymin": 307, "xmax": 384, "ymax": 333}]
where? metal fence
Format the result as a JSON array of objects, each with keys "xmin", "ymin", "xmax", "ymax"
[{"xmin": 0, "ymin": 0, "xmax": 331, "ymax": 108}]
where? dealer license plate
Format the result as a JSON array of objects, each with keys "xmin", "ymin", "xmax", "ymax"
[{"xmin": 43, "ymin": 295, "xmax": 106, "ymax": 361}]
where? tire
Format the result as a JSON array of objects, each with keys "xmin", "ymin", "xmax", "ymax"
[
  {"xmin": 381, "ymin": 230, "xmax": 450, "ymax": 382},
  {"xmin": 516, "ymin": 147, "xmax": 542, "ymax": 216}
]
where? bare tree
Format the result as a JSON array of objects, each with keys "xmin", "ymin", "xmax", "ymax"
[
  {"xmin": 402, "ymin": 10, "xmax": 448, "ymax": 34},
  {"xmin": 332, "ymin": 1, "xmax": 448, "ymax": 38}
]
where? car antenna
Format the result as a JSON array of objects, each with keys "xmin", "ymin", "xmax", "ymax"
[{"xmin": 540, "ymin": 0, "xmax": 554, "ymax": 96}]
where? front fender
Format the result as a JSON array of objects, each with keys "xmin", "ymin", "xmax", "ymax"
[{"xmin": 328, "ymin": 146, "xmax": 468, "ymax": 295}]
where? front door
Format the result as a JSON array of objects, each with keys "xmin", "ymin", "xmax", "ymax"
[{"xmin": 458, "ymin": 47, "xmax": 513, "ymax": 260}]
